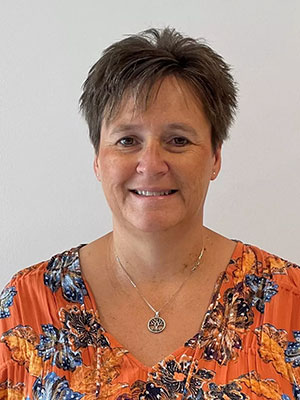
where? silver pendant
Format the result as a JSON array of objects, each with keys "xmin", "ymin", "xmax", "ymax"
[{"xmin": 148, "ymin": 312, "xmax": 166, "ymax": 333}]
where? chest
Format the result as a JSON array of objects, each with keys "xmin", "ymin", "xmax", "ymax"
[
  {"xmin": 78, "ymin": 236, "xmax": 236, "ymax": 368},
  {"xmin": 93, "ymin": 279, "xmax": 216, "ymax": 368}
]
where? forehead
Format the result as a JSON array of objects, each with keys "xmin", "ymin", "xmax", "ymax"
[{"xmin": 103, "ymin": 75, "xmax": 209, "ymax": 129}]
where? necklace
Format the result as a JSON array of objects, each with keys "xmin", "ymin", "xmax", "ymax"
[{"xmin": 114, "ymin": 245, "xmax": 205, "ymax": 334}]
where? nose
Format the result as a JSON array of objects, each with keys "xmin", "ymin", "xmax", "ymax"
[{"xmin": 136, "ymin": 139, "xmax": 169, "ymax": 176}]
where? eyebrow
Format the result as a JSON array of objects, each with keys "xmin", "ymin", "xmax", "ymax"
[
  {"xmin": 109, "ymin": 123, "xmax": 199, "ymax": 138},
  {"xmin": 164, "ymin": 123, "xmax": 198, "ymax": 138},
  {"xmin": 109, "ymin": 124, "xmax": 143, "ymax": 136}
]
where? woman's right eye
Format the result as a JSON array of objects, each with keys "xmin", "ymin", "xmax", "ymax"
[{"xmin": 117, "ymin": 137, "xmax": 138, "ymax": 147}]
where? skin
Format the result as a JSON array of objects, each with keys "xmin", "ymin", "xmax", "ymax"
[{"xmin": 93, "ymin": 75, "xmax": 222, "ymax": 282}]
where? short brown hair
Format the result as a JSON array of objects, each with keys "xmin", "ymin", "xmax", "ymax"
[{"xmin": 80, "ymin": 27, "xmax": 238, "ymax": 154}]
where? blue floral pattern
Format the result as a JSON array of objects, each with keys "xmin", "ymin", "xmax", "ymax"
[
  {"xmin": 44, "ymin": 247, "xmax": 87, "ymax": 304},
  {"xmin": 293, "ymin": 383, "xmax": 300, "ymax": 399},
  {"xmin": 32, "ymin": 372, "xmax": 84, "ymax": 399},
  {"xmin": 285, "ymin": 331, "xmax": 300, "ymax": 368},
  {"xmin": 0, "ymin": 286, "xmax": 17, "ymax": 319},
  {"xmin": 59, "ymin": 304, "xmax": 109, "ymax": 349},
  {"xmin": 36, "ymin": 324, "xmax": 82, "ymax": 371},
  {"xmin": 199, "ymin": 288, "xmax": 254, "ymax": 365},
  {"xmin": 245, "ymin": 274, "xmax": 278, "ymax": 313},
  {"xmin": 207, "ymin": 381, "xmax": 247, "ymax": 399},
  {"xmin": 122, "ymin": 381, "xmax": 170, "ymax": 400},
  {"xmin": 150, "ymin": 357, "xmax": 215, "ymax": 399}
]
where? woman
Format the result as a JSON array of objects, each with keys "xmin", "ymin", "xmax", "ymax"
[{"xmin": 0, "ymin": 27, "xmax": 299, "ymax": 400}]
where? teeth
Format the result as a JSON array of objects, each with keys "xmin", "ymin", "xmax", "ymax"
[{"xmin": 135, "ymin": 190, "xmax": 173, "ymax": 196}]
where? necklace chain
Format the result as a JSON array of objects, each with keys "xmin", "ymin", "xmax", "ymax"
[{"xmin": 114, "ymin": 244, "xmax": 205, "ymax": 333}]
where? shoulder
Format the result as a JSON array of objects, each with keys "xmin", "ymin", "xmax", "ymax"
[
  {"xmin": 2, "ymin": 244, "xmax": 86, "ymax": 290},
  {"xmin": 0, "ymin": 260, "xmax": 47, "ymax": 322},
  {"xmin": 231, "ymin": 241, "xmax": 300, "ymax": 292},
  {"xmin": 0, "ymin": 244, "xmax": 88, "ymax": 386},
  {"xmin": 0, "ymin": 244, "xmax": 87, "ymax": 323}
]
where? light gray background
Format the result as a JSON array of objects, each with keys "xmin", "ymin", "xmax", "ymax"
[{"xmin": 1, "ymin": 1, "xmax": 300, "ymax": 289}]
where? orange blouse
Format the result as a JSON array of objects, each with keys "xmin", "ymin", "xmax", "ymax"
[{"xmin": 0, "ymin": 241, "xmax": 300, "ymax": 399}]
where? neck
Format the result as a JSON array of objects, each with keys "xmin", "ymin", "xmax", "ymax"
[{"xmin": 109, "ymin": 220, "xmax": 210, "ymax": 284}]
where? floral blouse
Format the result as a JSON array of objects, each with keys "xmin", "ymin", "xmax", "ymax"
[{"xmin": 0, "ymin": 241, "xmax": 300, "ymax": 399}]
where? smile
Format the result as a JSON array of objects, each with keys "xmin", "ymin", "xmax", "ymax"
[{"xmin": 130, "ymin": 189, "xmax": 178, "ymax": 197}]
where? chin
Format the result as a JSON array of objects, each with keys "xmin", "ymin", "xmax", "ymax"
[{"xmin": 127, "ymin": 215, "xmax": 183, "ymax": 233}]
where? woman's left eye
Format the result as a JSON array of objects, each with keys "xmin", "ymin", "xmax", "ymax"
[{"xmin": 170, "ymin": 137, "xmax": 190, "ymax": 146}]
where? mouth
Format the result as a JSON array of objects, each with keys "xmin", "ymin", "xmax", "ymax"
[{"xmin": 129, "ymin": 189, "xmax": 178, "ymax": 197}]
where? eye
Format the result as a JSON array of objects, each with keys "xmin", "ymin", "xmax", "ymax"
[
  {"xmin": 170, "ymin": 137, "xmax": 190, "ymax": 146},
  {"xmin": 116, "ymin": 137, "xmax": 138, "ymax": 147}
]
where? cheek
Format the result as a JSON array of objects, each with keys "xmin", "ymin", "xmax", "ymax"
[
  {"xmin": 180, "ymin": 157, "xmax": 213, "ymax": 195},
  {"xmin": 99, "ymin": 151, "xmax": 134, "ymax": 189}
]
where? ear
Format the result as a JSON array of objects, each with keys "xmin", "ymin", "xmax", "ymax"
[
  {"xmin": 93, "ymin": 153, "xmax": 101, "ymax": 182},
  {"xmin": 210, "ymin": 145, "xmax": 222, "ymax": 181}
]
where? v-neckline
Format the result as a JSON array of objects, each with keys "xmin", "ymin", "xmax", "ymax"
[{"xmin": 75, "ymin": 240, "xmax": 243, "ymax": 372}]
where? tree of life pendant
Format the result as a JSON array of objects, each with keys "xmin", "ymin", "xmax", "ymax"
[{"xmin": 148, "ymin": 312, "xmax": 166, "ymax": 333}]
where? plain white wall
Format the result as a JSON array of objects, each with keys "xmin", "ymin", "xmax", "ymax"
[{"xmin": 1, "ymin": 0, "xmax": 300, "ymax": 289}]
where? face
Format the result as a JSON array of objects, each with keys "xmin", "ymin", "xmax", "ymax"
[{"xmin": 94, "ymin": 75, "xmax": 221, "ymax": 233}]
